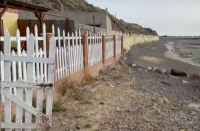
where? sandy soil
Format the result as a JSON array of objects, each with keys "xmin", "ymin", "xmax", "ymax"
[{"xmin": 51, "ymin": 58, "xmax": 200, "ymax": 131}]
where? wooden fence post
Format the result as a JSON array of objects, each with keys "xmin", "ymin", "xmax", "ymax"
[
  {"xmin": 113, "ymin": 35, "xmax": 116, "ymax": 60},
  {"xmin": 83, "ymin": 35, "xmax": 89, "ymax": 74},
  {"xmin": 102, "ymin": 35, "xmax": 106, "ymax": 65},
  {"xmin": 121, "ymin": 36, "xmax": 124, "ymax": 55}
]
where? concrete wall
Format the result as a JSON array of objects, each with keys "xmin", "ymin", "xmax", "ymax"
[
  {"xmin": 18, "ymin": 10, "xmax": 112, "ymax": 34},
  {"xmin": 111, "ymin": 30, "xmax": 159, "ymax": 51},
  {"xmin": 75, "ymin": 23, "xmax": 107, "ymax": 35}
]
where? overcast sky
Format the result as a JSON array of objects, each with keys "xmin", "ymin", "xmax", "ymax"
[{"xmin": 86, "ymin": 0, "xmax": 200, "ymax": 36}]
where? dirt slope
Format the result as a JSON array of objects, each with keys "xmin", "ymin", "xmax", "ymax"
[{"xmin": 16, "ymin": 0, "xmax": 158, "ymax": 35}]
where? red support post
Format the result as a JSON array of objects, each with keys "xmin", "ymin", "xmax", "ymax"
[
  {"xmin": 102, "ymin": 35, "xmax": 106, "ymax": 65},
  {"xmin": 113, "ymin": 35, "xmax": 116, "ymax": 60},
  {"xmin": 83, "ymin": 35, "xmax": 89, "ymax": 74}
]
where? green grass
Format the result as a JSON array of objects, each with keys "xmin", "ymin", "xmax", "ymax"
[{"xmin": 52, "ymin": 100, "xmax": 66, "ymax": 112}]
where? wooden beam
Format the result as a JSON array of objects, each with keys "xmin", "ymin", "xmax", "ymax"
[
  {"xmin": 0, "ymin": 3, "xmax": 48, "ymax": 13},
  {"xmin": 44, "ymin": 12, "xmax": 68, "ymax": 18},
  {"xmin": 0, "ymin": 7, "xmax": 8, "ymax": 18}
]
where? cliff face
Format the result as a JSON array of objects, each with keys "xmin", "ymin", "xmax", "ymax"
[{"xmin": 16, "ymin": 0, "xmax": 158, "ymax": 36}]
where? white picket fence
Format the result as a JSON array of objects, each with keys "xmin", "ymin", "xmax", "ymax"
[
  {"xmin": 106, "ymin": 36, "xmax": 114, "ymax": 59},
  {"xmin": 0, "ymin": 25, "xmax": 48, "ymax": 103},
  {"xmin": 0, "ymin": 49, "xmax": 45, "ymax": 102},
  {"xmin": 88, "ymin": 32, "xmax": 103, "ymax": 67},
  {"xmin": 0, "ymin": 27, "xmax": 56, "ymax": 130},
  {"xmin": 53, "ymin": 27, "xmax": 84, "ymax": 81},
  {"xmin": 116, "ymin": 36, "xmax": 122, "ymax": 55}
]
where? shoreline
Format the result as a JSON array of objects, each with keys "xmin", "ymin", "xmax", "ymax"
[{"xmin": 164, "ymin": 41, "xmax": 200, "ymax": 68}]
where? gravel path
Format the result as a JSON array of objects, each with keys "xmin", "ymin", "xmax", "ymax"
[{"xmin": 52, "ymin": 59, "xmax": 200, "ymax": 131}]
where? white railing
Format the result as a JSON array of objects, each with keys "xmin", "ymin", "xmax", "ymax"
[
  {"xmin": 106, "ymin": 36, "xmax": 114, "ymax": 59},
  {"xmin": 116, "ymin": 36, "xmax": 122, "ymax": 55},
  {"xmin": 88, "ymin": 32, "xmax": 103, "ymax": 67},
  {"xmin": 53, "ymin": 26, "xmax": 84, "ymax": 81}
]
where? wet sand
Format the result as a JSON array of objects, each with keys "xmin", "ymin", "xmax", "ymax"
[{"xmin": 126, "ymin": 37, "xmax": 200, "ymax": 75}]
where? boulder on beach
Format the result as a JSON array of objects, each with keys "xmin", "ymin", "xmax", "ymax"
[{"xmin": 171, "ymin": 69, "xmax": 187, "ymax": 77}]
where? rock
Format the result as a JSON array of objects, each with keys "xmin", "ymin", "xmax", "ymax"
[
  {"xmin": 100, "ymin": 102, "xmax": 104, "ymax": 105},
  {"xmin": 61, "ymin": 121, "xmax": 66, "ymax": 126},
  {"xmin": 188, "ymin": 103, "xmax": 200, "ymax": 111},
  {"xmin": 182, "ymin": 80, "xmax": 188, "ymax": 84},
  {"xmin": 106, "ymin": 83, "xmax": 114, "ymax": 87},
  {"xmin": 76, "ymin": 124, "xmax": 81, "ymax": 129},
  {"xmin": 155, "ymin": 68, "xmax": 166, "ymax": 74},
  {"xmin": 152, "ymin": 66, "xmax": 158, "ymax": 70},
  {"xmin": 147, "ymin": 67, "xmax": 152, "ymax": 70},
  {"xmin": 125, "ymin": 109, "xmax": 131, "ymax": 113},
  {"xmin": 137, "ymin": 68, "xmax": 143, "ymax": 71},
  {"xmin": 131, "ymin": 63, "xmax": 137, "ymax": 67},
  {"xmin": 163, "ymin": 98, "xmax": 170, "ymax": 104},
  {"xmin": 124, "ymin": 57, "xmax": 126, "ymax": 60},
  {"xmin": 171, "ymin": 69, "xmax": 187, "ymax": 77},
  {"xmin": 190, "ymin": 74, "xmax": 200, "ymax": 79},
  {"xmin": 165, "ymin": 71, "xmax": 171, "ymax": 75},
  {"xmin": 91, "ymin": 88, "xmax": 97, "ymax": 93},
  {"xmin": 157, "ymin": 97, "xmax": 164, "ymax": 105}
]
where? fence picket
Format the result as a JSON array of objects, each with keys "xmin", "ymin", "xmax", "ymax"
[
  {"xmin": 56, "ymin": 47, "xmax": 59, "ymax": 80},
  {"xmin": 15, "ymin": 29, "xmax": 23, "ymax": 131},
  {"xmin": 57, "ymin": 27, "xmax": 63, "ymax": 78},
  {"xmin": 78, "ymin": 30, "xmax": 82, "ymax": 70},
  {"xmin": 46, "ymin": 36, "xmax": 56, "ymax": 126},
  {"xmin": 25, "ymin": 34, "xmax": 35, "ymax": 131},
  {"xmin": 34, "ymin": 25, "xmax": 40, "ymax": 82},
  {"xmin": 72, "ymin": 33, "xmax": 75, "ymax": 74},
  {"xmin": 36, "ymin": 48, "xmax": 44, "ymax": 128},
  {"xmin": 0, "ymin": 52, "xmax": 5, "ymax": 102},
  {"xmin": 4, "ymin": 30, "xmax": 12, "ymax": 131},
  {"xmin": 75, "ymin": 31, "xmax": 78, "ymax": 72},
  {"xmin": 39, "ymin": 48, "xmax": 44, "ymax": 81},
  {"xmin": 11, "ymin": 50, "xmax": 17, "ymax": 95},
  {"xmin": 43, "ymin": 23, "xmax": 47, "ymax": 83},
  {"xmin": 63, "ymin": 30, "xmax": 68, "ymax": 76},
  {"xmin": 67, "ymin": 32, "xmax": 72, "ymax": 75}
]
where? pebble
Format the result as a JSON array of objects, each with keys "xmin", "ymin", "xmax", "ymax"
[
  {"xmin": 152, "ymin": 66, "xmax": 158, "ymax": 71},
  {"xmin": 61, "ymin": 121, "xmax": 66, "ymax": 126},
  {"xmin": 182, "ymin": 80, "xmax": 188, "ymax": 84},
  {"xmin": 147, "ymin": 67, "xmax": 152, "ymax": 70},
  {"xmin": 157, "ymin": 97, "xmax": 164, "ymax": 105},
  {"xmin": 76, "ymin": 124, "xmax": 81, "ymax": 129},
  {"xmin": 155, "ymin": 68, "xmax": 166, "ymax": 74},
  {"xmin": 137, "ymin": 68, "xmax": 143, "ymax": 71},
  {"xmin": 132, "ymin": 63, "xmax": 137, "ymax": 67},
  {"xmin": 100, "ymin": 102, "xmax": 104, "ymax": 105},
  {"xmin": 163, "ymin": 98, "xmax": 170, "ymax": 104}
]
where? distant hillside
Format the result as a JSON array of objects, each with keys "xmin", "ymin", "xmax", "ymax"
[{"xmin": 16, "ymin": 0, "xmax": 158, "ymax": 36}]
